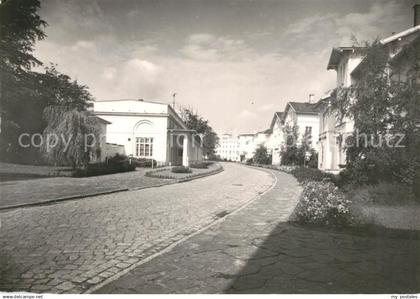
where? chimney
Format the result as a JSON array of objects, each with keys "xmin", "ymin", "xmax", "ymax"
[
  {"xmin": 308, "ymin": 93, "xmax": 315, "ymax": 103},
  {"xmin": 414, "ymin": 4, "xmax": 420, "ymax": 27}
]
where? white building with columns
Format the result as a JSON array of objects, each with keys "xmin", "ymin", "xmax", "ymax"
[{"xmin": 93, "ymin": 99, "xmax": 203, "ymax": 167}]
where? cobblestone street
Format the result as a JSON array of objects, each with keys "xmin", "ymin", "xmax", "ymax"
[
  {"xmin": 0, "ymin": 163, "xmax": 273, "ymax": 293},
  {"xmin": 98, "ymin": 170, "xmax": 420, "ymax": 294}
]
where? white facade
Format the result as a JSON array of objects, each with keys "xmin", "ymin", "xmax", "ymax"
[
  {"xmin": 269, "ymin": 112, "xmax": 284, "ymax": 165},
  {"xmin": 283, "ymin": 102, "xmax": 319, "ymax": 150},
  {"xmin": 215, "ymin": 134, "xmax": 240, "ymax": 161},
  {"xmin": 318, "ymin": 24, "xmax": 420, "ymax": 173},
  {"xmin": 93, "ymin": 99, "xmax": 203, "ymax": 166},
  {"xmin": 238, "ymin": 134, "xmax": 256, "ymax": 161}
]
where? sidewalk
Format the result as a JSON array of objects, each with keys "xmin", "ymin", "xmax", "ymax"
[
  {"xmin": 96, "ymin": 169, "xmax": 420, "ymax": 294},
  {"xmin": 0, "ymin": 168, "xmax": 170, "ymax": 210},
  {"xmin": 0, "ymin": 163, "xmax": 224, "ymax": 210}
]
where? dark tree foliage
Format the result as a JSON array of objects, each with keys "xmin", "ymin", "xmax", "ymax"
[
  {"xmin": 41, "ymin": 106, "xmax": 101, "ymax": 168},
  {"xmin": 0, "ymin": 0, "xmax": 46, "ymax": 73},
  {"xmin": 331, "ymin": 38, "xmax": 420, "ymax": 190},
  {"xmin": 253, "ymin": 145, "xmax": 272, "ymax": 165},
  {"xmin": 0, "ymin": 1, "xmax": 94, "ymax": 163},
  {"xmin": 180, "ymin": 108, "xmax": 219, "ymax": 158}
]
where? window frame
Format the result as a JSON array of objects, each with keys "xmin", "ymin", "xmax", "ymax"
[{"xmin": 135, "ymin": 137, "xmax": 154, "ymax": 158}]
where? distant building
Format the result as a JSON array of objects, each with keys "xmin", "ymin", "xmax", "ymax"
[
  {"xmin": 215, "ymin": 133, "xmax": 240, "ymax": 161},
  {"xmin": 283, "ymin": 101, "xmax": 319, "ymax": 149},
  {"xmin": 238, "ymin": 134, "xmax": 256, "ymax": 162},
  {"xmin": 269, "ymin": 112, "xmax": 284, "ymax": 165},
  {"xmin": 93, "ymin": 99, "xmax": 203, "ymax": 167}
]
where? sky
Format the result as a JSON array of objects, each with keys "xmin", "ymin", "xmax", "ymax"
[{"xmin": 34, "ymin": 0, "xmax": 416, "ymax": 135}]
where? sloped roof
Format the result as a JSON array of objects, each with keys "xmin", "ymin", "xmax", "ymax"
[
  {"xmin": 288, "ymin": 102, "xmax": 318, "ymax": 114},
  {"xmin": 351, "ymin": 26, "xmax": 420, "ymax": 77},
  {"xmin": 327, "ymin": 25, "xmax": 420, "ymax": 72},
  {"xmin": 93, "ymin": 116, "xmax": 112, "ymax": 124},
  {"xmin": 270, "ymin": 111, "xmax": 284, "ymax": 129},
  {"xmin": 98, "ymin": 98, "xmax": 171, "ymax": 105},
  {"xmin": 257, "ymin": 128, "xmax": 272, "ymax": 135},
  {"xmin": 380, "ymin": 24, "xmax": 420, "ymax": 45},
  {"xmin": 327, "ymin": 47, "xmax": 367, "ymax": 70}
]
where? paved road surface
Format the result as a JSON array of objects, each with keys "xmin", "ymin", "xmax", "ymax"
[
  {"xmin": 97, "ymin": 170, "xmax": 420, "ymax": 294},
  {"xmin": 0, "ymin": 163, "xmax": 273, "ymax": 293}
]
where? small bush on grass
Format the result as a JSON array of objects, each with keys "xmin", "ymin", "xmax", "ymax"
[
  {"xmin": 130, "ymin": 157, "xmax": 157, "ymax": 168},
  {"xmin": 253, "ymin": 145, "xmax": 272, "ymax": 165},
  {"xmin": 245, "ymin": 158, "xmax": 254, "ymax": 165},
  {"xmin": 350, "ymin": 182, "xmax": 417, "ymax": 205},
  {"xmin": 291, "ymin": 181, "xmax": 353, "ymax": 227},
  {"xmin": 190, "ymin": 162, "xmax": 211, "ymax": 169},
  {"xmin": 280, "ymin": 145, "xmax": 318, "ymax": 168},
  {"xmin": 291, "ymin": 167, "xmax": 338, "ymax": 184},
  {"xmin": 171, "ymin": 166, "xmax": 192, "ymax": 173},
  {"xmin": 73, "ymin": 154, "xmax": 135, "ymax": 177}
]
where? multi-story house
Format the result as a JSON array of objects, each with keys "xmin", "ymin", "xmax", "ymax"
[
  {"xmin": 237, "ymin": 133, "xmax": 256, "ymax": 162},
  {"xmin": 318, "ymin": 7, "xmax": 420, "ymax": 173},
  {"xmin": 215, "ymin": 133, "xmax": 240, "ymax": 161},
  {"xmin": 269, "ymin": 112, "xmax": 284, "ymax": 165},
  {"xmin": 283, "ymin": 101, "xmax": 319, "ymax": 149}
]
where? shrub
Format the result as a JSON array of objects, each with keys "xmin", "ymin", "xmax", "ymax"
[
  {"xmin": 291, "ymin": 181, "xmax": 353, "ymax": 227},
  {"xmin": 190, "ymin": 162, "xmax": 211, "ymax": 169},
  {"xmin": 130, "ymin": 157, "xmax": 157, "ymax": 168},
  {"xmin": 350, "ymin": 182, "xmax": 417, "ymax": 205},
  {"xmin": 253, "ymin": 145, "xmax": 271, "ymax": 165},
  {"xmin": 280, "ymin": 145, "xmax": 302, "ymax": 166},
  {"xmin": 291, "ymin": 166, "xmax": 337, "ymax": 184},
  {"xmin": 245, "ymin": 158, "xmax": 254, "ymax": 165},
  {"xmin": 73, "ymin": 154, "xmax": 135, "ymax": 177},
  {"xmin": 281, "ymin": 145, "xmax": 318, "ymax": 168},
  {"xmin": 171, "ymin": 166, "xmax": 192, "ymax": 173},
  {"xmin": 415, "ymin": 167, "xmax": 420, "ymax": 200}
]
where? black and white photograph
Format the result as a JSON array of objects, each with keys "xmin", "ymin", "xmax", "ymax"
[{"xmin": 0, "ymin": 0, "xmax": 419, "ymax": 297}]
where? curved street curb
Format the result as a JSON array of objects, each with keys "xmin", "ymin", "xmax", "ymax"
[
  {"xmin": 86, "ymin": 166, "xmax": 277, "ymax": 294},
  {"xmin": 0, "ymin": 165, "xmax": 224, "ymax": 212}
]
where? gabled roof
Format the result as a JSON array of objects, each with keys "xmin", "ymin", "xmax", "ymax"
[
  {"xmin": 327, "ymin": 25, "xmax": 420, "ymax": 72},
  {"xmin": 270, "ymin": 111, "xmax": 284, "ymax": 129},
  {"xmin": 380, "ymin": 24, "xmax": 420, "ymax": 45},
  {"xmin": 94, "ymin": 116, "xmax": 112, "ymax": 124},
  {"xmin": 314, "ymin": 89, "xmax": 336, "ymax": 110},
  {"xmin": 327, "ymin": 47, "xmax": 366, "ymax": 70},
  {"xmin": 287, "ymin": 102, "xmax": 318, "ymax": 114},
  {"xmin": 257, "ymin": 128, "xmax": 272, "ymax": 135},
  {"xmin": 351, "ymin": 25, "xmax": 420, "ymax": 77}
]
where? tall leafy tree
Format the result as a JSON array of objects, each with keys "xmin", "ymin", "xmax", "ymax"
[
  {"xmin": 41, "ymin": 106, "xmax": 101, "ymax": 168},
  {"xmin": 180, "ymin": 108, "xmax": 219, "ymax": 158},
  {"xmin": 0, "ymin": 1, "xmax": 94, "ymax": 163},
  {"xmin": 332, "ymin": 39, "xmax": 420, "ymax": 188},
  {"xmin": 0, "ymin": 0, "xmax": 46, "ymax": 73},
  {"xmin": 253, "ymin": 145, "xmax": 271, "ymax": 165},
  {"xmin": 0, "ymin": 0, "xmax": 47, "ymax": 161}
]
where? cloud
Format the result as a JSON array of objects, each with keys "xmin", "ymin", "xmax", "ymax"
[
  {"xmin": 283, "ymin": 0, "xmax": 408, "ymax": 50},
  {"xmin": 71, "ymin": 40, "xmax": 96, "ymax": 51},
  {"xmin": 239, "ymin": 109, "xmax": 258, "ymax": 119},
  {"xmin": 34, "ymin": 0, "xmax": 410, "ymax": 134},
  {"xmin": 182, "ymin": 33, "xmax": 253, "ymax": 61},
  {"xmin": 256, "ymin": 104, "xmax": 274, "ymax": 112}
]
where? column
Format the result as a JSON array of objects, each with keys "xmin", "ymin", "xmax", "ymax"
[{"xmin": 182, "ymin": 134, "xmax": 189, "ymax": 167}]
